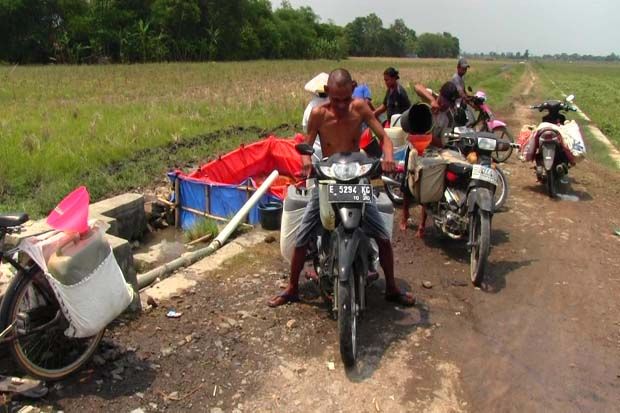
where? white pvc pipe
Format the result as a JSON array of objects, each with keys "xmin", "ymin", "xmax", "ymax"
[
  {"xmin": 210, "ymin": 169, "xmax": 280, "ymax": 249},
  {"xmin": 137, "ymin": 169, "xmax": 280, "ymax": 289}
]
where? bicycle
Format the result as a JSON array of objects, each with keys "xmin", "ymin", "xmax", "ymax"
[{"xmin": 0, "ymin": 213, "xmax": 103, "ymax": 381}]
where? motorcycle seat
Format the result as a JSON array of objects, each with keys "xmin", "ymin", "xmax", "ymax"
[
  {"xmin": 0, "ymin": 213, "xmax": 29, "ymax": 229},
  {"xmin": 446, "ymin": 162, "xmax": 472, "ymax": 175}
]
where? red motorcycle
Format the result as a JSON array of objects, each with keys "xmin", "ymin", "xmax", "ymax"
[{"xmin": 465, "ymin": 90, "xmax": 515, "ymax": 163}]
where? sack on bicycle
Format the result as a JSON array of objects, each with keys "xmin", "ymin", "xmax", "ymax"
[{"xmin": 19, "ymin": 220, "xmax": 134, "ymax": 338}]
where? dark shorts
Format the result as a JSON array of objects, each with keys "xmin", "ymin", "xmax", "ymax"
[{"xmin": 295, "ymin": 188, "xmax": 391, "ymax": 247}]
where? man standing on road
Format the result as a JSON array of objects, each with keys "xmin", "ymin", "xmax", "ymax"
[
  {"xmin": 451, "ymin": 57, "xmax": 471, "ymax": 104},
  {"xmin": 267, "ymin": 68, "xmax": 415, "ymax": 308},
  {"xmin": 373, "ymin": 67, "xmax": 411, "ymax": 124}
]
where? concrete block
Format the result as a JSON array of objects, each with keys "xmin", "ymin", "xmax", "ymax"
[
  {"xmin": 90, "ymin": 193, "xmax": 146, "ymax": 241},
  {"xmin": 105, "ymin": 233, "xmax": 141, "ymax": 311}
]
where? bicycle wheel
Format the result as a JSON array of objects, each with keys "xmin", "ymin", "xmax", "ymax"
[{"xmin": 0, "ymin": 267, "xmax": 104, "ymax": 380}]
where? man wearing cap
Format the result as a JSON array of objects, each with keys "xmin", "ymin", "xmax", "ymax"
[{"xmin": 451, "ymin": 57, "xmax": 471, "ymax": 104}]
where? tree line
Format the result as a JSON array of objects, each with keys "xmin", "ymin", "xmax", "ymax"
[
  {"xmin": 466, "ymin": 50, "xmax": 619, "ymax": 62},
  {"xmin": 0, "ymin": 0, "xmax": 460, "ymax": 64}
]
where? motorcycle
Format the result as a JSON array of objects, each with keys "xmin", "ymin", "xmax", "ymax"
[
  {"xmin": 382, "ymin": 114, "xmax": 509, "ymax": 211},
  {"xmin": 528, "ymin": 95, "xmax": 579, "ymax": 198},
  {"xmin": 459, "ymin": 88, "xmax": 515, "ymax": 163},
  {"xmin": 450, "ymin": 126, "xmax": 511, "ymax": 211},
  {"xmin": 419, "ymin": 130, "xmax": 514, "ymax": 286},
  {"xmin": 289, "ymin": 144, "xmax": 390, "ymax": 367}
]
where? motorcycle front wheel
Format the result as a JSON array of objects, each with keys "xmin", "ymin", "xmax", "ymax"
[
  {"xmin": 0, "ymin": 267, "xmax": 104, "ymax": 380},
  {"xmin": 470, "ymin": 210, "xmax": 491, "ymax": 287},
  {"xmin": 338, "ymin": 276, "xmax": 357, "ymax": 368},
  {"xmin": 491, "ymin": 127, "xmax": 514, "ymax": 163},
  {"xmin": 383, "ymin": 172, "xmax": 405, "ymax": 206},
  {"xmin": 494, "ymin": 167, "xmax": 509, "ymax": 211}
]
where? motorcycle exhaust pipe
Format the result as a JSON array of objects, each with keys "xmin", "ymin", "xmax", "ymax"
[
  {"xmin": 381, "ymin": 175, "xmax": 401, "ymax": 185},
  {"xmin": 555, "ymin": 164, "xmax": 568, "ymax": 176}
]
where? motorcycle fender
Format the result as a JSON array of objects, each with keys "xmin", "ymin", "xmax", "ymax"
[
  {"xmin": 334, "ymin": 226, "xmax": 366, "ymax": 283},
  {"xmin": 488, "ymin": 119, "xmax": 507, "ymax": 130},
  {"xmin": 541, "ymin": 144, "xmax": 556, "ymax": 171},
  {"xmin": 467, "ymin": 187, "xmax": 494, "ymax": 214}
]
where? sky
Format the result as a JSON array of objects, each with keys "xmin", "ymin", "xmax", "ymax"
[{"xmin": 275, "ymin": 0, "xmax": 619, "ymax": 56}]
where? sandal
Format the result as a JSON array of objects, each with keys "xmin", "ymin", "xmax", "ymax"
[
  {"xmin": 267, "ymin": 292, "xmax": 300, "ymax": 308},
  {"xmin": 385, "ymin": 290, "xmax": 416, "ymax": 307},
  {"xmin": 0, "ymin": 375, "xmax": 48, "ymax": 398}
]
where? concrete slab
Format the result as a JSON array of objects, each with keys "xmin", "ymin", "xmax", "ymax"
[
  {"xmin": 106, "ymin": 234, "xmax": 141, "ymax": 311},
  {"xmin": 90, "ymin": 193, "xmax": 146, "ymax": 241},
  {"xmin": 140, "ymin": 230, "xmax": 268, "ymax": 306}
]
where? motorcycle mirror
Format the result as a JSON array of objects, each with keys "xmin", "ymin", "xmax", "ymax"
[
  {"xmin": 467, "ymin": 86, "xmax": 473, "ymax": 93},
  {"xmin": 566, "ymin": 94, "xmax": 575, "ymax": 102},
  {"xmin": 295, "ymin": 143, "xmax": 314, "ymax": 156}
]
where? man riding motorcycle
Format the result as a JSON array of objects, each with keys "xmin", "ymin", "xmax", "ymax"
[{"xmin": 267, "ymin": 68, "xmax": 415, "ymax": 308}]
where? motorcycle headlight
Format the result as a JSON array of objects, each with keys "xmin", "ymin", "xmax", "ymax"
[
  {"xmin": 477, "ymin": 137, "xmax": 497, "ymax": 151},
  {"xmin": 319, "ymin": 162, "xmax": 373, "ymax": 181}
]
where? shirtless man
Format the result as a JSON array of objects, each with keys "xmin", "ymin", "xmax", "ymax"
[{"xmin": 267, "ymin": 68, "xmax": 415, "ymax": 308}]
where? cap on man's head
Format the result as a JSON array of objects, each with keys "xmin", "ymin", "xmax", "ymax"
[{"xmin": 457, "ymin": 58, "xmax": 470, "ymax": 68}]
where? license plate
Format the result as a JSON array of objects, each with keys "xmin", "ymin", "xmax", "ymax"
[
  {"xmin": 327, "ymin": 184, "xmax": 372, "ymax": 203},
  {"xmin": 471, "ymin": 164, "xmax": 499, "ymax": 186}
]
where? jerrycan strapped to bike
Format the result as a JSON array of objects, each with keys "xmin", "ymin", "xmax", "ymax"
[{"xmin": 47, "ymin": 228, "xmax": 110, "ymax": 285}]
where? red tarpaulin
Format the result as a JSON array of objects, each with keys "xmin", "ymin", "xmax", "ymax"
[{"xmin": 179, "ymin": 135, "xmax": 303, "ymax": 199}]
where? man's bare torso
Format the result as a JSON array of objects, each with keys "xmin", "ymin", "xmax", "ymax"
[{"xmin": 312, "ymin": 100, "xmax": 366, "ymax": 158}]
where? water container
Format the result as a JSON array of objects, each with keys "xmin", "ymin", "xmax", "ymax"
[
  {"xmin": 318, "ymin": 183, "xmax": 336, "ymax": 231},
  {"xmin": 258, "ymin": 201, "xmax": 283, "ymax": 230},
  {"xmin": 47, "ymin": 229, "xmax": 111, "ymax": 285}
]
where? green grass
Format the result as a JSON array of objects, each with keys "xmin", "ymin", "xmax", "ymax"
[
  {"xmin": 532, "ymin": 60, "xmax": 620, "ymax": 169},
  {"xmin": 533, "ymin": 60, "xmax": 620, "ymax": 145},
  {"xmin": 0, "ymin": 58, "xmax": 521, "ymax": 217},
  {"xmin": 184, "ymin": 218, "xmax": 219, "ymax": 243}
]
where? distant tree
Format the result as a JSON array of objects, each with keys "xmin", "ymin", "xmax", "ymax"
[{"xmin": 415, "ymin": 32, "xmax": 459, "ymax": 58}]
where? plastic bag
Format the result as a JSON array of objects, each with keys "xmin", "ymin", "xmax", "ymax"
[{"xmin": 19, "ymin": 221, "xmax": 134, "ymax": 338}]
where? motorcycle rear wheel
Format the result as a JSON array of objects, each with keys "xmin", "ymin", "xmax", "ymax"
[
  {"xmin": 470, "ymin": 210, "xmax": 491, "ymax": 287},
  {"xmin": 0, "ymin": 268, "xmax": 104, "ymax": 380},
  {"xmin": 338, "ymin": 276, "xmax": 357, "ymax": 368},
  {"xmin": 546, "ymin": 169, "xmax": 558, "ymax": 198}
]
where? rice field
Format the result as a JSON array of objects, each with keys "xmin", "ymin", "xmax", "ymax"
[
  {"xmin": 534, "ymin": 61, "xmax": 620, "ymax": 147},
  {"xmin": 0, "ymin": 58, "xmax": 522, "ymax": 216}
]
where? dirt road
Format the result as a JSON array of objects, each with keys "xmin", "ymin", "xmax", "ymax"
[{"xmin": 6, "ymin": 69, "xmax": 620, "ymax": 412}]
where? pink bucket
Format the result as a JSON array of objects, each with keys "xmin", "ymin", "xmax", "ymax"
[{"xmin": 47, "ymin": 186, "xmax": 90, "ymax": 234}]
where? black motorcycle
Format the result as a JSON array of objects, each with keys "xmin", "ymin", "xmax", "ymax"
[
  {"xmin": 422, "ymin": 130, "xmax": 514, "ymax": 286},
  {"xmin": 529, "ymin": 95, "xmax": 578, "ymax": 198},
  {"xmin": 292, "ymin": 144, "xmax": 390, "ymax": 367}
]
